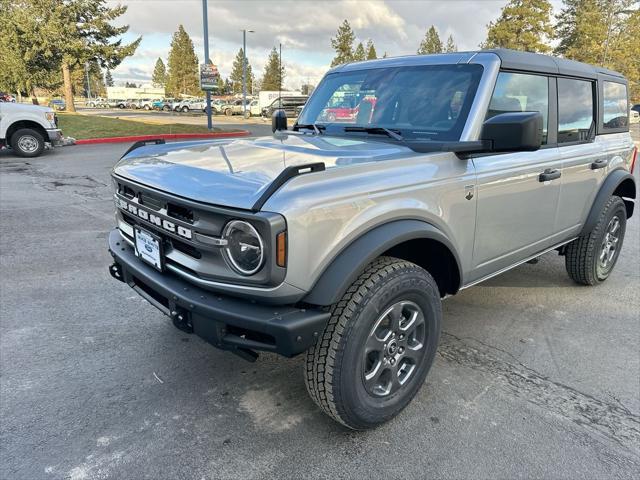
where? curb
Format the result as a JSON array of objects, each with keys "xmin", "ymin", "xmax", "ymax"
[{"xmin": 75, "ymin": 131, "xmax": 250, "ymax": 145}]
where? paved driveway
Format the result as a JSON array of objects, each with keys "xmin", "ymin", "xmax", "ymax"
[{"xmin": 1, "ymin": 142, "xmax": 638, "ymax": 479}]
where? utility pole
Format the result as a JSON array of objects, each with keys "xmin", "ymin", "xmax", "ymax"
[{"xmin": 202, "ymin": 0, "xmax": 212, "ymax": 130}]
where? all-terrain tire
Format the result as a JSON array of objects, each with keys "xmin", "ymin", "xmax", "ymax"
[
  {"xmin": 304, "ymin": 256, "xmax": 442, "ymax": 430},
  {"xmin": 10, "ymin": 128, "xmax": 45, "ymax": 158},
  {"xmin": 565, "ymin": 195, "xmax": 627, "ymax": 285}
]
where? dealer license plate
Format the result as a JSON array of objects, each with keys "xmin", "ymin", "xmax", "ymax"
[{"xmin": 134, "ymin": 227, "xmax": 163, "ymax": 271}]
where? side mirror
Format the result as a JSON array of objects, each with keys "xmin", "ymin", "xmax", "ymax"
[
  {"xmin": 481, "ymin": 112, "xmax": 542, "ymax": 152},
  {"xmin": 272, "ymin": 109, "xmax": 287, "ymax": 133}
]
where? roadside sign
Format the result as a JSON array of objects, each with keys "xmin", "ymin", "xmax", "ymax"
[{"xmin": 200, "ymin": 63, "xmax": 220, "ymax": 91}]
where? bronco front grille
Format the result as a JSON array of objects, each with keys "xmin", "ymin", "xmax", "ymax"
[{"xmin": 113, "ymin": 176, "xmax": 284, "ymax": 289}]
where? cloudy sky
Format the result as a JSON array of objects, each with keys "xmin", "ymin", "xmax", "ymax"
[{"xmin": 110, "ymin": 0, "xmax": 563, "ymax": 90}]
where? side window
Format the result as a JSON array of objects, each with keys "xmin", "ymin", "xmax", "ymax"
[
  {"xmin": 557, "ymin": 78, "xmax": 594, "ymax": 143},
  {"xmin": 487, "ymin": 72, "xmax": 549, "ymax": 144},
  {"xmin": 602, "ymin": 81, "xmax": 628, "ymax": 130}
]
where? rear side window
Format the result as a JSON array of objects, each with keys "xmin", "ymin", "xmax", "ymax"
[
  {"xmin": 558, "ymin": 78, "xmax": 594, "ymax": 143},
  {"xmin": 487, "ymin": 72, "xmax": 549, "ymax": 144},
  {"xmin": 602, "ymin": 81, "xmax": 628, "ymax": 130}
]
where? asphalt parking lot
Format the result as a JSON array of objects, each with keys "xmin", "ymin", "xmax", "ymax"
[{"xmin": 1, "ymin": 140, "xmax": 639, "ymax": 479}]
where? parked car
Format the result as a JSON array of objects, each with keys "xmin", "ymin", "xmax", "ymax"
[
  {"xmin": 86, "ymin": 97, "xmax": 107, "ymax": 108},
  {"xmin": 115, "ymin": 99, "xmax": 130, "ymax": 109},
  {"xmin": 151, "ymin": 99, "xmax": 165, "ymax": 110},
  {"xmin": 210, "ymin": 99, "xmax": 225, "ymax": 114},
  {"xmin": 48, "ymin": 98, "xmax": 66, "ymax": 111},
  {"xmin": 141, "ymin": 99, "xmax": 159, "ymax": 110},
  {"xmin": 107, "ymin": 49, "xmax": 636, "ymax": 430},
  {"xmin": 262, "ymin": 96, "xmax": 308, "ymax": 118},
  {"xmin": 105, "ymin": 99, "xmax": 123, "ymax": 109},
  {"xmin": 221, "ymin": 99, "xmax": 250, "ymax": 116},
  {"xmin": 249, "ymin": 99, "xmax": 262, "ymax": 116},
  {"xmin": 630, "ymin": 108, "xmax": 640, "ymax": 125},
  {"xmin": 0, "ymin": 102, "xmax": 63, "ymax": 157},
  {"xmin": 124, "ymin": 99, "xmax": 138, "ymax": 109},
  {"xmin": 173, "ymin": 99, "xmax": 206, "ymax": 113},
  {"xmin": 0, "ymin": 93, "xmax": 16, "ymax": 102}
]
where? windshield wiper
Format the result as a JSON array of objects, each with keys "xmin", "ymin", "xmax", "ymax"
[
  {"xmin": 296, "ymin": 123, "xmax": 324, "ymax": 135},
  {"xmin": 343, "ymin": 126, "xmax": 404, "ymax": 141}
]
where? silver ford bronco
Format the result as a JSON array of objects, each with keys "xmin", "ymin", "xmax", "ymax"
[{"xmin": 108, "ymin": 49, "xmax": 637, "ymax": 429}]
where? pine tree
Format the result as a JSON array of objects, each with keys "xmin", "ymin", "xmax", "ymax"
[
  {"xmin": 481, "ymin": 0, "xmax": 554, "ymax": 53},
  {"xmin": 554, "ymin": 0, "xmax": 639, "ymax": 100},
  {"xmin": 152, "ymin": 58, "xmax": 167, "ymax": 87},
  {"xmin": 330, "ymin": 20, "xmax": 355, "ymax": 66},
  {"xmin": 353, "ymin": 42, "xmax": 366, "ymax": 61},
  {"xmin": 166, "ymin": 25, "xmax": 200, "ymax": 97},
  {"xmin": 417, "ymin": 26, "xmax": 443, "ymax": 54},
  {"xmin": 261, "ymin": 47, "xmax": 284, "ymax": 91},
  {"xmin": 215, "ymin": 76, "xmax": 225, "ymax": 93},
  {"xmin": 365, "ymin": 39, "xmax": 377, "ymax": 60},
  {"xmin": 444, "ymin": 35, "xmax": 457, "ymax": 53},
  {"xmin": 229, "ymin": 48, "xmax": 253, "ymax": 94},
  {"xmin": 104, "ymin": 69, "xmax": 114, "ymax": 87},
  {"xmin": 1, "ymin": 0, "xmax": 140, "ymax": 111}
]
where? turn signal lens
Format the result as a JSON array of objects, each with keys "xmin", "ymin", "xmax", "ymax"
[{"xmin": 276, "ymin": 231, "xmax": 287, "ymax": 268}]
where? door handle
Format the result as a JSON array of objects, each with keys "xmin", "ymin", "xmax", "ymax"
[
  {"xmin": 539, "ymin": 168, "xmax": 561, "ymax": 182},
  {"xmin": 590, "ymin": 159, "xmax": 608, "ymax": 170}
]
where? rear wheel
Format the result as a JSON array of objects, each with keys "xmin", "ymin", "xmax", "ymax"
[
  {"xmin": 10, "ymin": 128, "xmax": 45, "ymax": 158},
  {"xmin": 181, "ymin": 106, "xmax": 189, "ymax": 113},
  {"xmin": 304, "ymin": 256, "xmax": 441, "ymax": 430},
  {"xmin": 565, "ymin": 195, "xmax": 627, "ymax": 285},
  {"xmin": 225, "ymin": 108, "xmax": 233, "ymax": 116}
]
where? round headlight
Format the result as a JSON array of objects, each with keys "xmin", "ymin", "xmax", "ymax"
[{"xmin": 222, "ymin": 220, "xmax": 264, "ymax": 275}]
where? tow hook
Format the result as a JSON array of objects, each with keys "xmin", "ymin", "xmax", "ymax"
[
  {"xmin": 109, "ymin": 262, "xmax": 124, "ymax": 282},
  {"xmin": 171, "ymin": 308, "xmax": 193, "ymax": 334}
]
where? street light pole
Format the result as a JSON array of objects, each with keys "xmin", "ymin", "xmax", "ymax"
[
  {"xmin": 241, "ymin": 29, "xmax": 254, "ymax": 118},
  {"xmin": 202, "ymin": 0, "xmax": 212, "ymax": 130},
  {"xmin": 85, "ymin": 62, "xmax": 91, "ymax": 100},
  {"xmin": 242, "ymin": 30, "xmax": 247, "ymax": 117}
]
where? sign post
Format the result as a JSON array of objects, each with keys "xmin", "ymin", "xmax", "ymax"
[{"xmin": 200, "ymin": 62, "xmax": 220, "ymax": 130}]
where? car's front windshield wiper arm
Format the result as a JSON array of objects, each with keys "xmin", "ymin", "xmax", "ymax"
[
  {"xmin": 296, "ymin": 123, "xmax": 325, "ymax": 135},
  {"xmin": 343, "ymin": 126, "xmax": 404, "ymax": 141}
]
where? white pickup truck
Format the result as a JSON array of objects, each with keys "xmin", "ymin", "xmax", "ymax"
[{"xmin": 0, "ymin": 102, "xmax": 63, "ymax": 157}]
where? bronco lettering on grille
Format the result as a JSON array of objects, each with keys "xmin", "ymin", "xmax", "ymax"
[{"xmin": 116, "ymin": 197, "xmax": 193, "ymax": 240}]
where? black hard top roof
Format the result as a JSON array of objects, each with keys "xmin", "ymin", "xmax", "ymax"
[
  {"xmin": 484, "ymin": 49, "xmax": 625, "ymax": 82},
  {"xmin": 331, "ymin": 48, "xmax": 626, "ymax": 84}
]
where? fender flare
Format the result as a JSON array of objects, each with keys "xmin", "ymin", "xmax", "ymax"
[
  {"xmin": 302, "ymin": 219, "xmax": 462, "ymax": 306},
  {"xmin": 581, "ymin": 169, "xmax": 636, "ymax": 236}
]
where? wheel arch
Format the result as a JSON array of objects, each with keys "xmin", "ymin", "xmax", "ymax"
[
  {"xmin": 6, "ymin": 120, "xmax": 48, "ymax": 143},
  {"xmin": 582, "ymin": 169, "xmax": 636, "ymax": 235},
  {"xmin": 302, "ymin": 219, "xmax": 462, "ymax": 306}
]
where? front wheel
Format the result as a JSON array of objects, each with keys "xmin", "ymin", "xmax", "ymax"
[
  {"xmin": 565, "ymin": 195, "xmax": 627, "ymax": 285},
  {"xmin": 304, "ymin": 256, "xmax": 441, "ymax": 430},
  {"xmin": 10, "ymin": 128, "xmax": 45, "ymax": 158},
  {"xmin": 225, "ymin": 108, "xmax": 233, "ymax": 116},
  {"xmin": 181, "ymin": 106, "xmax": 189, "ymax": 113}
]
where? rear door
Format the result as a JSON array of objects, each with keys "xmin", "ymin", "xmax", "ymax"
[
  {"xmin": 471, "ymin": 71, "xmax": 563, "ymax": 281},
  {"xmin": 555, "ymin": 77, "xmax": 604, "ymax": 235}
]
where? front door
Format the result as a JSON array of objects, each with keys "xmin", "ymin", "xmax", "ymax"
[{"xmin": 470, "ymin": 71, "xmax": 563, "ymax": 282}]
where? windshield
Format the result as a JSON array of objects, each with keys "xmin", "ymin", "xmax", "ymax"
[{"xmin": 298, "ymin": 64, "xmax": 483, "ymax": 141}]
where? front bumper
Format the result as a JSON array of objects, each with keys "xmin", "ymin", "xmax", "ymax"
[
  {"xmin": 108, "ymin": 229, "xmax": 329, "ymax": 358},
  {"xmin": 46, "ymin": 128, "xmax": 63, "ymax": 146}
]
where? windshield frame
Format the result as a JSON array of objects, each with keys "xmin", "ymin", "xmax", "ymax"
[{"xmin": 296, "ymin": 62, "xmax": 485, "ymax": 142}]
